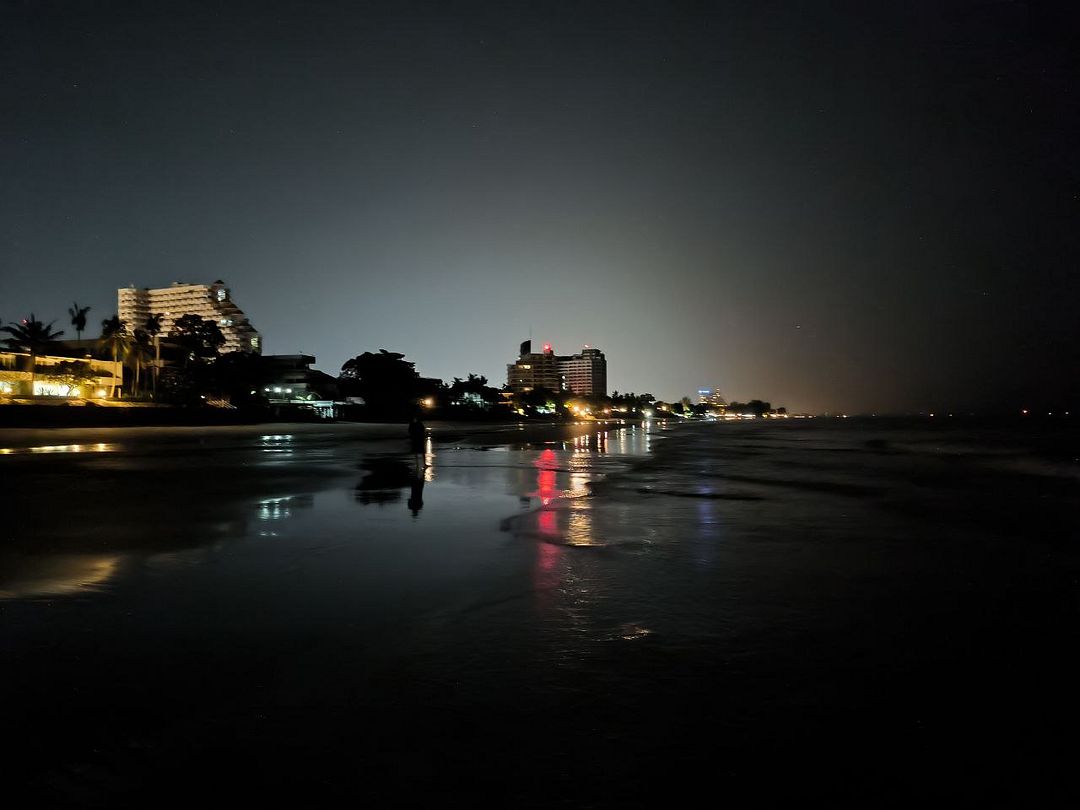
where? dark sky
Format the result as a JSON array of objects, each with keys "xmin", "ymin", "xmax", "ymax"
[{"xmin": 2, "ymin": 0, "xmax": 1077, "ymax": 413}]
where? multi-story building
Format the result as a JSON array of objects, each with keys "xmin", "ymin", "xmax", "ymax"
[
  {"xmin": 506, "ymin": 340, "xmax": 608, "ymax": 397},
  {"xmin": 558, "ymin": 346, "xmax": 607, "ymax": 397},
  {"xmin": 118, "ymin": 280, "xmax": 261, "ymax": 354},
  {"xmin": 697, "ymin": 388, "xmax": 727, "ymax": 407},
  {"xmin": 507, "ymin": 340, "xmax": 563, "ymax": 395}
]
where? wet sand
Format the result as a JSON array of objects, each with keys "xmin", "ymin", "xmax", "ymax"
[
  {"xmin": 4, "ymin": 418, "xmax": 1079, "ymax": 806},
  {"xmin": 3, "ymin": 419, "xmax": 658, "ymax": 805}
]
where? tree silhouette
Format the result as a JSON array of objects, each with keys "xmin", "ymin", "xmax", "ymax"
[
  {"xmin": 1, "ymin": 314, "xmax": 64, "ymax": 394},
  {"xmin": 129, "ymin": 329, "xmax": 153, "ymax": 396},
  {"xmin": 68, "ymin": 302, "xmax": 91, "ymax": 341},
  {"xmin": 98, "ymin": 315, "xmax": 129, "ymax": 397},
  {"xmin": 448, "ymin": 372, "xmax": 500, "ymax": 408},
  {"xmin": 727, "ymin": 400, "xmax": 772, "ymax": 416},
  {"xmin": 171, "ymin": 314, "xmax": 226, "ymax": 363},
  {"xmin": 339, "ymin": 349, "xmax": 420, "ymax": 415},
  {"xmin": 143, "ymin": 313, "xmax": 164, "ymax": 396},
  {"xmin": 206, "ymin": 350, "xmax": 267, "ymax": 407}
]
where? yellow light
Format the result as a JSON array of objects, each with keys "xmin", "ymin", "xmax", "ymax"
[
  {"xmin": 421, "ymin": 397, "xmax": 435, "ymax": 408},
  {"xmin": 96, "ymin": 389, "xmax": 107, "ymax": 398}
]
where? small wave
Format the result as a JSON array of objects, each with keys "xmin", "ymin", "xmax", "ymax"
[
  {"xmin": 720, "ymin": 474, "xmax": 884, "ymax": 497},
  {"xmin": 635, "ymin": 487, "xmax": 765, "ymax": 501}
]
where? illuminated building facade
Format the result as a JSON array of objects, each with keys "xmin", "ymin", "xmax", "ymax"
[
  {"xmin": 557, "ymin": 346, "xmax": 607, "ymax": 397},
  {"xmin": 507, "ymin": 340, "xmax": 563, "ymax": 394},
  {"xmin": 507, "ymin": 341, "xmax": 608, "ymax": 397},
  {"xmin": 0, "ymin": 351, "xmax": 122, "ymax": 398},
  {"xmin": 697, "ymin": 388, "xmax": 727, "ymax": 407},
  {"xmin": 118, "ymin": 280, "xmax": 261, "ymax": 354}
]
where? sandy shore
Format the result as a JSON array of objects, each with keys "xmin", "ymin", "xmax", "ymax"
[{"xmin": 0, "ymin": 417, "xmax": 649, "ymax": 451}]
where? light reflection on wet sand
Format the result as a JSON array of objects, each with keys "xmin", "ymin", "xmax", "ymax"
[
  {"xmin": 0, "ymin": 441, "xmax": 116, "ymax": 454},
  {"xmin": 0, "ymin": 422, "xmax": 652, "ymax": 600},
  {"xmin": 0, "ymin": 552, "xmax": 121, "ymax": 598}
]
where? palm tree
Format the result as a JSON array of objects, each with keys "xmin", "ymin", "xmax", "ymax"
[
  {"xmin": 99, "ymin": 315, "xmax": 130, "ymax": 398},
  {"xmin": 143, "ymin": 313, "xmax": 164, "ymax": 397},
  {"xmin": 129, "ymin": 329, "xmax": 153, "ymax": 397},
  {"xmin": 68, "ymin": 302, "xmax": 91, "ymax": 341},
  {"xmin": 1, "ymin": 314, "xmax": 65, "ymax": 395}
]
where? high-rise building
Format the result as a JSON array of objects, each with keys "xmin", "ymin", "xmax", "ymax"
[
  {"xmin": 558, "ymin": 346, "xmax": 607, "ymax": 397},
  {"xmin": 506, "ymin": 341, "xmax": 608, "ymax": 397},
  {"xmin": 507, "ymin": 340, "xmax": 563, "ymax": 395},
  {"xmin": 118, "ymin": 280, "xmax": 261, "ymax": 354},
  {"xmin": 697, "ymin": 388, "xmax": 727, "ymax": 407}
]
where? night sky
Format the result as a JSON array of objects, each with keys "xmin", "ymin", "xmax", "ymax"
[{"xmin": 2, "ymin": 1, "xmax": 1077, "ymax": 413}]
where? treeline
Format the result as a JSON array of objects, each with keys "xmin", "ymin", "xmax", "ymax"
[{"xmin": 4, "ymin": 309, "xmax": 785, "ymax": 419}]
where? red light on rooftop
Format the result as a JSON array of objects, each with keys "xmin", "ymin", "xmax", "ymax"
[{"xmin": 543, "ymin": 343, "xmax": 552, "ymax": 353}]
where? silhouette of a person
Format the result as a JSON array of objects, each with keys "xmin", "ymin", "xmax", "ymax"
[{"xmin": 408, "ymin": 416, "xmax": 427, "ymax": 462}]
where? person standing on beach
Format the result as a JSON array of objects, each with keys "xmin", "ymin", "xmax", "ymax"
[{"xmin": 408, "ymin": 415, "xmax": 427, "ymax": 466}]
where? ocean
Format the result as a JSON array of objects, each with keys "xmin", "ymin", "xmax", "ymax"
[{"xmin": 3, "ymin": 418, "xmax": 1078, "ymax": 805}]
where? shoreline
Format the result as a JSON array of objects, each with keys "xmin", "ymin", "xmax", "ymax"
[{"xmin": 0, "ymin": 417, "xmax": 655, "ymax": 452}]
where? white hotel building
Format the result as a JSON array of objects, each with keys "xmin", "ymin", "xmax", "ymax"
[{"xmin": 118, "ymin": 280, "xmax": 261, "ymax": 354}]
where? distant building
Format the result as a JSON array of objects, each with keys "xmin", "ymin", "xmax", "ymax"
[
  {"xmin": 698, "ymin": 388, "xmax": 727, "ymax": 407},
  {"xmin": 260, "ymin": 354, "xmax": 339, "ymax": 418},
  {"xmin": 558, "ymin": 346, "xmax": 607, "ymax": 397},
  {"xmin": 507, "ymin": 340, "xmax": 563, "ymax": 395},
  {"xmin": 452, "ymin": 391, "xmax": 486, "ymax": 409},
  {"xmin": 118, "ymin": 280, "xmax": 261, "ymax": 354},
  {"xmin": 506, "ymin": 340, "xmax": 608, "ymax": 397}
]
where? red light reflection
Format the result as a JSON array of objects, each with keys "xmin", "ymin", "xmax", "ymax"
[{"xmin": 532, "ymin": 448, "xmax": 563, "ymax": 594}]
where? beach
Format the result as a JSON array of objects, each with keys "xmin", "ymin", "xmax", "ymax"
[{"xmin": 3, "ymin": 417, "xmax": 1079, "ymax": 805}]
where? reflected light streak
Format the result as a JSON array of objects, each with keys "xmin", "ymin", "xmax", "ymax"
[
  {"xmin": 0, "ymin": 554, "xmax": 120, "ymax": 599},
  {"xmin": 260, "ymin": 434, "xmax": 295, "ymax": 454},
  {"xmin": 538, "ymin": 540, "xmax": 560, "ymax": 572},
  {"xmin": 538, "ymin": 509, "xmax": 558, "ymax": 536},
  {"xmin": 565, "ymin": 509, "xmax": 597, "ymax": 546},
  {"xmin": 258, "ymin": 498, "xmax": 292, "ymax": 521},
  {"xmin": 424, "ymin": 437, "xmax": 435, "ymax": 482},
  {"xmin": 0, "ymin": 443, "xmax": 117, "ymax": 455},
  {"xmin": 620, "ymin": 624, "xmax": 653, "ymax": 641}
]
